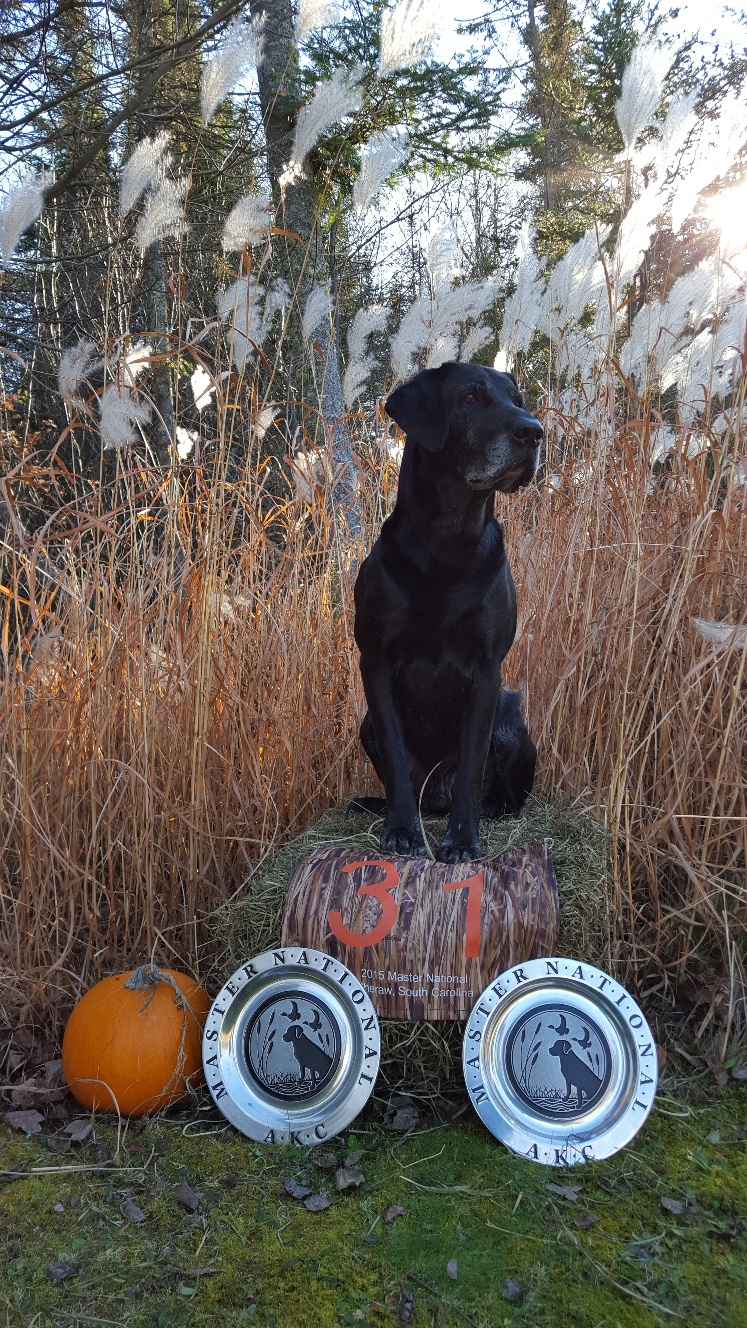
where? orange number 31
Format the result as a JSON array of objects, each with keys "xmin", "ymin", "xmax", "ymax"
[{"xmin": 327, "ymin": 860, "xmax": 485, "ymax": 959}]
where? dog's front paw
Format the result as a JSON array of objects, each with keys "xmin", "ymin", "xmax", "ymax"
[
  {"xmin": 380, "ymin": 821, "xmax": 427, "ymax": 858},
  {"xmin": 436, "ymin": 831, "xmax": 482, "ymax": 864}
]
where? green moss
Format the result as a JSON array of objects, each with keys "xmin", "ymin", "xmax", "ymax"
[{"xmin": 2, "ymin": 1077, "xmax": 746, "ymax": 1327}]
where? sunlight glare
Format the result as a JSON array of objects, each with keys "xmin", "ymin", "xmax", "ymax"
[{"xmin": 705, "ymin": 180, "xmax": 747, "ymax": 254}]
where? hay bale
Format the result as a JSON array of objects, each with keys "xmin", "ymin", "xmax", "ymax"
[{"xmin": 212, "ymin": 796, "xmax": 611, "ymax": 1095}]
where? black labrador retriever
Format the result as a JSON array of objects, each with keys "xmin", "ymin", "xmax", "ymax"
[{"xmin": 353, "ymin": 361, "xmax": 542, "ymax": 863}]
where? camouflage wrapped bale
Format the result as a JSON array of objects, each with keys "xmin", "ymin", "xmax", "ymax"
[{"xmin": 213, "ymin": 797, "xmax": 611, "ymax": 1095}]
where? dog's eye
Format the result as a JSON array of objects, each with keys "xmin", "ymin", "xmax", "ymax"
[{"xmin": 462, "ymin": 392, "xmax": 476, "ymax": 404}]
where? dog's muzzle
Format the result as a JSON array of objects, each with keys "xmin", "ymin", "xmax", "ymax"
[{"xmin": 469, "ymin": 418, "xmax": 543, "ymax": 492}]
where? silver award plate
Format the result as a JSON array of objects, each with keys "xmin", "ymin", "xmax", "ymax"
[
  {"xmin": 202, "ymin": 947, "xmax": 381, "ymax": 1145},
  {"xmin": 463, "ymin": 957, "xmax": 658, "ymax": 1166}
]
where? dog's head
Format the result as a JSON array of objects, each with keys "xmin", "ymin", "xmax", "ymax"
[
  {"xmin": 548, "ymin": 1039, "xmax": 571, "ymax": 1058},
  {"xmin": 385, "ymin": 362, "xmax": 542, "ymax": 493}
]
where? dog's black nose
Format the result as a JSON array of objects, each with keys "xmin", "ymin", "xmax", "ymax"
[{"xmin": 514, "ymin": 421, "xmax": 543, "ymax": 449}]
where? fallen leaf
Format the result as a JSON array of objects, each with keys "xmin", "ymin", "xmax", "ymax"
[
  {"xmin": 4, "ymin": 1109, "xmax": 44, "ymax": 1134},
  {"xmin": 10, "ymin": 1079, "xmax": 45, "ymax": 1109},
  {"xmin": 661, "ymin": 1196, "xmax": 686, "ymax": 1215},
  {"xmin": 656, "ymin": 1043, "xmax": 667, "ymax": 1072},
  {"xmin": 46, "ymin": 1134, "xmax": 72, "ymax": 1155},
  {"xmin": 335, "ymin": 1165, "xmax": 364, "ymax": 1192},
  {"xmin": 303, "ymin": 1193, "xmax": 333, "ymax": 1212},
  {"xmin": 10, "ymin": 1077, "xmax": 67, "ymax": 1107},
  {"xmin": 283, "ymin": 1178, "xmax": 313, "ymax": 1201},
  {"xmin": 176, "ymin": 1179, "xmax": 203, "ymax": 1212},
  {"xmin": 63, "ymin": 1119, "xmax": 92, "ymax": 1143},
  {"xmin": 385, "ymin": 1204, "xmax": 405, "ymax": 1223},
  {"xmin": 123, "ymin": 1197, "xmax": 146, "ymax": 1224},
  {"xmin": 46, "ymin": 1260, "xmax": 78, "ymax": 1282},
  {"xmin": 315, "ymin": 1152, "xmax": 338, "ymax": 1170},
  {"xmin": 501, "ymin": 1278, "xmax": 523, "ymax": 1303},
  {"xmin": 573, "ymin": 1212, "xmax": 599, "ymax": 1229},
  {"xmin": 384, "ymin": 1105, "xmax": 420, "ymax": 1133},
  {"xmin": 383, "ymin": 1095, "xmax": 420, "ymax": 1133},
  {"xmin": 731, "ymin": 1063, "xmax": 747, "ymax": 1081},
  {"xmin": 44, "ymin": 1059, "xmax": 66, "ymax": 1088},
  {"xmin": 446, "ymin": 1258, "xmax": 458, "ymax": 1281},
  {"xmin": 345, "ymin": 1150, "xmax": 364, "ymax": 1166},
  {"xmin": 706, "ymin": 1054, "xmax": 729, "ymax": 1087},
  {"xmin": 547, "ymin": 1182, "xmax": 583, "ymax": 1201},
  {"xmin": 53, "ymin": 1202, "xmax": 65, "ymax": 1213}
]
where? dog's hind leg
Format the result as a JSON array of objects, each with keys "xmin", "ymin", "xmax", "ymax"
[
  {"xmin": 482, "ymin": 689, "xmax": 536, "ymax": 818},
  {"xmin": 347, "ymin": 713, "xmax": 388, "ymax": 816}
]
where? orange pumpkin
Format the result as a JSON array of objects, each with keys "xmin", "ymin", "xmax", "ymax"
[{"xmin": 62, "ymin": 965, "xmax": 212, "ymax": 1117}]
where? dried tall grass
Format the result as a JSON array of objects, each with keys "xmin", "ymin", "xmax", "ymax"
[
  {"xmin": 505, "ymin": 386, "xmax": 747, "ymax": 1045},
  {"xmin": 0, "ymin": 438, "xmax": 379, "ymax": 1019},
  {"xmin": 2, "ymin": 373, "xmax": 745, "ymax": 1050}
]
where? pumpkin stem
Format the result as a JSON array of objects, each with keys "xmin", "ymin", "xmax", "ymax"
[{"xmin": 123, "ymin": 963, "xmax": 184, "ymax": 1011}]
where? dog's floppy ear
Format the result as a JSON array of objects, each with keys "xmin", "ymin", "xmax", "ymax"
[{"xmin": 385, "ymin": 367, "xmax": 449, "ymax": 452}]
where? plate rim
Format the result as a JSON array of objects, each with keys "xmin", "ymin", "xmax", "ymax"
[
  {"xmin": 462, "ymin": 955, "xmax": 658, "ymax": 1166},
  {"xmin": 203, "ymin": 946, "xmax": 381, "ymax": 1145}
]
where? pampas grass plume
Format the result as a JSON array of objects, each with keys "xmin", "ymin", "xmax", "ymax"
[
  {"xmin": 379, "ymin": 0, "xmax": 441, "ymax": 77},
  {"xmin": 615, "ymin": 36, "xmax": 670, "ymax": 152},
  {"xmin": 302, "ymin": 285, "xmax": 332, "ymax": 341},
  {"xmin": 191, "ymin": 366, "xmax": 215, "ymax": 411},
  {"xmin": 120, "ymin": 133, "xmax": 171, "ymax": 218},
  {"xmin": 134, "ymin": 177, "xmax": 189, "ymax": 251},
  {"xmin": 218, "ymin": 277, "xmax": 265, "ymax": 372},
  {"xmin": 0, "ymin": 172, "xmax": 47, "ymax": 262},
  {"xmin": 297, "ymin": 0, "xmax": 341, "ymax": 39},
  {"xmin": 428, "ymin": 225, "xmax": 461, "ymax": 290},
  {"xmin": 669, "ymin": 89, "xmax": 747, "ymax": 235},
  {"xmin": 390, "ymin": 294, "xmax": 431, "ymax": 378},
  {"xmin": 353, "ymin": 130, "xmax": 407, "ymax": 216},
  {"xmin": 343, "ymin": 305, "xmax": 387, "ymax": 406},
  {"xmin": 222, "ymin": 193, "xmax": 273, "ymax": 250},
  {"xmin": 254, "ymin": 405, "xmax": 280, "ymax": 439},
  {"xmin": 58, "ymin": 339, "xmax": 98, "ymax": 408},
  {"xmin": 290, "ymin": 445, "xmax": 333, "ymax": 502},
  {"xmin": 120, "ymin": 341, "xmax": 153, "ymax": 388},
  {"xmin": 692, "ymin": 617, "xmax": 747, "ymax": 650},
  {"xmin": 460, "ymin": 323, "xmax": 492, "ymax": 361},
  {"xmin": 99, "ymin": 385, "xmax": 151, "ymax": 449},
  {"xmin": 427, "ymin": 332, "xmax": 460, "ymax": 367},
  {"xmin": 261, "ymin": 279, "xmax": 290, "ymax": 342},
  {"xmin": 284, "ymin": 66, "xmax": 364, "ymax": 185},
  {"xmin": 175, "ymin": 426, "xmax": 197, "ymax": 459},
  {"xmin": 201, "ymin": 14, "xmax": 263, "ymax": 126}
]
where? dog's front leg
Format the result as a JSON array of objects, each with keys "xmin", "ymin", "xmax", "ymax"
[
  {"xmin": 359, "ymin": 660, "xmax": 426, "ymax": 857},
  {"xmin": 437, "ymin": 673, "xmax": 498, "ymax": 864}
]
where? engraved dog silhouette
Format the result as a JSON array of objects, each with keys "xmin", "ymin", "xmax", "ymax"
[
  {"xmin": 548, "ymin": 1038, "xmax": 602, "ymax": 1106},
  {"xmin": 283, "ymin": 1023, "xmax": 333, "ymax": 1087}
]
